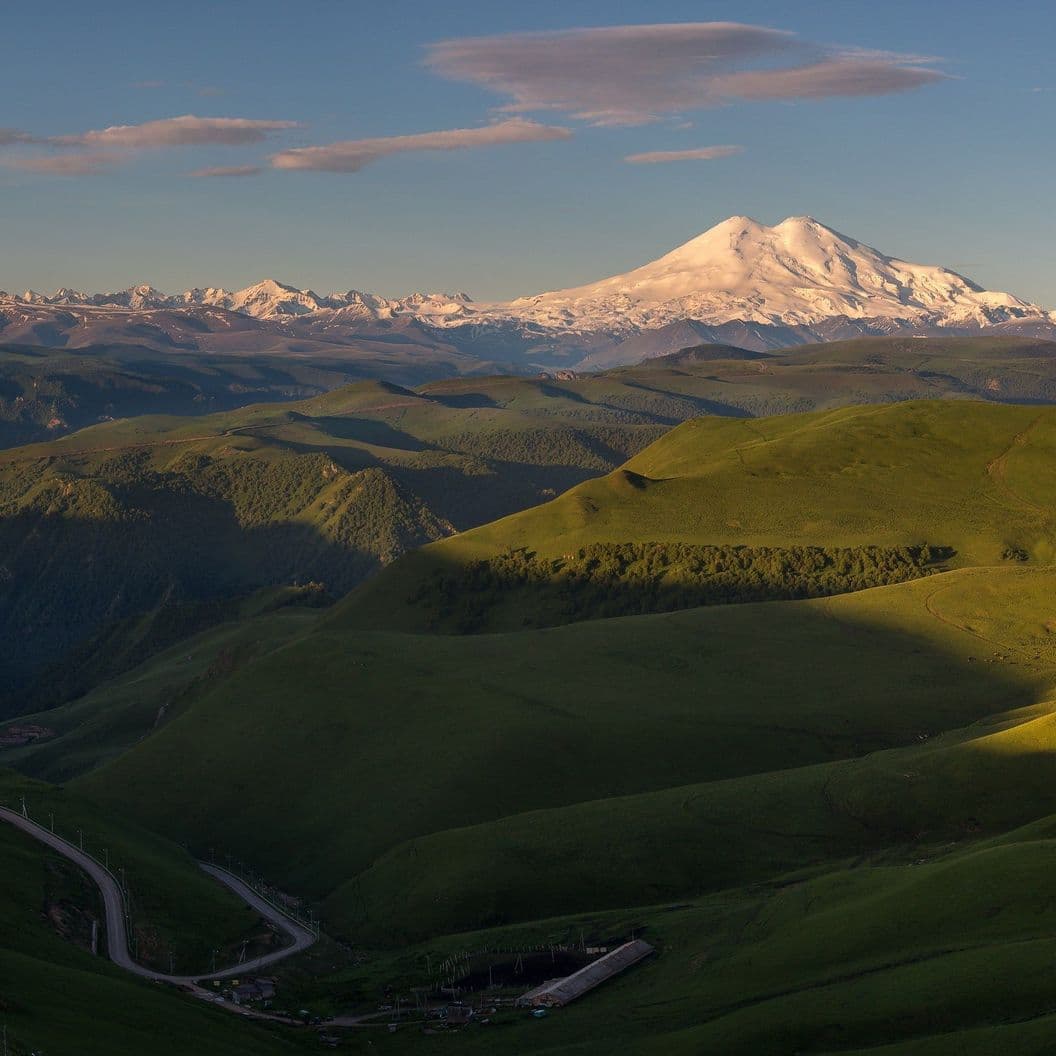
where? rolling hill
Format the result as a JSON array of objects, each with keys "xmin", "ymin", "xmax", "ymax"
[
  {"xmin": 6, "ymin": 397, "xmax": 1056, "ymax": 1053},
  {"xmin": 56, "ymin": 402, "xmax": 1056, "ymax": 897},
  {"xmin": 335, "ymin": 398, "xmax": 1056, "ymax": 633},
  {"xmin": 15, "ymin": 335, "xmax": 1056, "ymax": 709}
]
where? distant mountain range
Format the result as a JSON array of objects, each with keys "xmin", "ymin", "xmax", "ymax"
[{"xmin": 4, "ymin": 217, "xmax": 1054, "ymax": 367}]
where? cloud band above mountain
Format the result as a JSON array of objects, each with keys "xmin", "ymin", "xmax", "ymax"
[
  {"xmin": 625, "ymin": 145, "xmax": 742, "ymax": 164},
  {"xmin": 188, "ymin": 164, "xmax": 264, "ymax": 178},
  {"xmin": 426, "ymin": 22, "xmax": 946, "ymax": 125},
  {"xmin": 48, "ymin": 115, "xmax": 299, "ymax": 148},
  {"xmin": 270, "ymin": 118, "xmax": 572, "ymax": 173},
  {"xmin": 5, "ymin": 152, "xmax": 126, "ymax": 175}
]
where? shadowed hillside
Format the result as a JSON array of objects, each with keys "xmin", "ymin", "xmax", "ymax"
[{"xmin": 334, "ymin": 399, "xmax": 1056, "ymax": 633}]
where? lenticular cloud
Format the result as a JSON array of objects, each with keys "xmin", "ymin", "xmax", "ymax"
[{"xmin": 426, "ymin": 22, "xmax": 946, "ymax": 125}]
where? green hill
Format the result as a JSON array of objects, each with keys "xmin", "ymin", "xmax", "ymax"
[
  {"xmin": 68, "ymin": 564, "xmax": 1050, "ymax": 922},
  {"xmin": 7, "ymin": 336, "xmax": 1056, "ymax": 704},
  {"xmin": 0, "ymin": 380, "xmax": 665, "ymax": 710},
  {"xmin": 13, "ymin": 393, "xmax": 1056, "ymax": 1053},
  {"xmin": 6, "ymin": 332, "xmax": 1056, "ymax": 451},
  {"xmin": 334, "ymin": 399, "xmax": 1056, "ymax": 633},
  {"xmin": 56, "ymin": 566, "xmax": 1056, "ymax": 1055}
]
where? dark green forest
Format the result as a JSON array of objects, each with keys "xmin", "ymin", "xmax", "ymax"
[{"xmin": 411, "ymin": 541, "xmax": 953, "ymax": 632}]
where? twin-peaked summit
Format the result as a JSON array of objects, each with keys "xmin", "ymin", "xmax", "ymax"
[{"xmin": 482, "ymin": 215, "xmax": 1050, "ymax": 332}]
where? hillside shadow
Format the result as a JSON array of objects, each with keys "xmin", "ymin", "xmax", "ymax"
[
  {"xmin": 616, "ymin": 380, "xmax": 755, "ymax": 420},
  {"xmin": 424, "ymin": 392, "xmax": 499, "ymax": 409},
  {"xmin": 304, "ymin": 415, "xmax": 433, "ymax": 452},
  {"xmin": 390, "ymin": 461, "xmax": 603, "ymax": 529},
  {"xmin": 0, "ymin": 495, "xmax": 381, "ymax": 717}
]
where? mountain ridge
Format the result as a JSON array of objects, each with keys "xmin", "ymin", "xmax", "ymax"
[{"xmin": 4, "ymin": 216, "xmax": 1054, "ymax": 365}]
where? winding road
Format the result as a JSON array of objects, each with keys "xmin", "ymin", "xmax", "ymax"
[{"xmin": 0, "ymin": 805, "xmax": 317, "ymax": 986}]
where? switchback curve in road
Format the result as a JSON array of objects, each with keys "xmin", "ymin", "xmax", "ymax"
[{"xmin": 0, "ymin": 805, "xmax": 317, "ymax": 985}]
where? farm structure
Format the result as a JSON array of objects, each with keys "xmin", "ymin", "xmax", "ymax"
[{"xmin": 516, "ymin": 940, "xmax": 654, "ymax": 1008}]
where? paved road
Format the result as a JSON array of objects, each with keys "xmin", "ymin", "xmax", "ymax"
[{"xmin": 0, "ymin": 805, "xmax": 317, "ymax": 986}]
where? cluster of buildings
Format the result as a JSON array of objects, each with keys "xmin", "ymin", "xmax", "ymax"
[{"xmin": 228, "ymin": 977, "xmax": 277, "ymax": 1006}]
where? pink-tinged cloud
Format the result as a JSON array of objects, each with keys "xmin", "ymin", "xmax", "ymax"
[
  {"xmin": 4, "ymin": 152, "xmax": 125, "ymax": 175},
  {"xmin": 49, "ymin": 115, "xmax": 299, "ymax": 148},
  {"xmin": 271, "ymin": 117, "xmax": 572, "ymax": 173},
  {"xmin": 625, "ymin": 145, "xmax": 743, "ymax": 164},
  {"xmin": 713, "ymin": 59, "xmax": 944, "ymax": 100},
  {"xmin": 189, "ymin": 164, "xmax": 262, "ymax": 178},
  {"xmin": 426, "ymin": 22, "xmax": 947, "ymax": 125}
]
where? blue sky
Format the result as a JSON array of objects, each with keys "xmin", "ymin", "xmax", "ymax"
[{"xmin": 1, "ymin": 0, "xmax": 1053, "ymax": 303}]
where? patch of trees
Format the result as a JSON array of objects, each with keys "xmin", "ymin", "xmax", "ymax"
[
  {"xmin": 412, "ymin": 541, "xmax": 954, "ymax": 633},
  {"xmin": 0, "ymin": 449, "xmax": 446, "ymax": 710},
  {"xmin": 441, "ymin": 425, "xmax": 663, "ymax": 472}
]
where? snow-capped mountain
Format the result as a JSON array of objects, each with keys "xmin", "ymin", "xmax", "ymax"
[
  {"xmin": 3, "ymin": 216, "xmax": 1054, "ymax": 364},
  {"xmin": 9, "ymin": 279, "xmax": 473, "ymax": 322},
  {"xmin": 425, "ymin": 215, "xmax": 1052, "ymax": 333}
]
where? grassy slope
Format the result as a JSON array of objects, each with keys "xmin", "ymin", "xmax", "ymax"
[
  {"xmin": 281, "ymin": 822, "xmax": 1056, "ymax": 1056},
  {"xmin": 334, "ymin": 399, "xmax": 1056, "ymax": 632},
  {"xmin": 8, "ymin": 599, "xmax": 323, "ymax": 783},
  {"xmin": 8, "ymin": 333, "xmax": 1054, "ymax": 451},
  {"xmin": 72, "ymin": 566, "xmax": 1049, "ymax": 925},
  {"xmin": 7, "ymin": 338, "xmax": 1056, "ymax": 698},
  {"xmin": 21, "ymin": 391, "xmax": 1056, "ymax": 1053},
  {"xmin": 0, "ymin": 375, "xmax": 669, "ymax": 705}
]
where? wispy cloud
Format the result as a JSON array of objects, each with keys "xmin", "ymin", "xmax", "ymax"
[
  {"xmin": 189, "ymin": 164, "xmax": 262, "ymax": 178},
  {"xmin": 49, "ymin": 115, "xmax": 298, "ymax": 148},
  {"xmin": 271, "ymin": 117, "xmax": 571, "ymax": 173},
  {"xmin": 0, "ymin": 129, "xmax": 34, "ymax": 146},
  {"xmin": 712, "ymin": 59, "xmax": 943, "ymax": 100},
  {"xmin": 426, "ymin": 22, "xmax": 947, "ymax": 126},
  {"xmin": 3, "ymin": 152, "xmax": 126, "ymax": 176},
  {"xmin": 624, "ymin": 145, "xmax": 742, "ymax": 164}
]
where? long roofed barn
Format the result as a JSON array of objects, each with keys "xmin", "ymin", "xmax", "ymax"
[{"xmin": 517, "ymin": 940, "xmax": 655, "ymax": 1008}]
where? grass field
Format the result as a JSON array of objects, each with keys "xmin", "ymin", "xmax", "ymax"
[
  {"xmin": 68, "ymin": 565, "xmax": 1055, "ymax": 930},
  {"xmin": 10, "ymin": 391, "xmax": 1056, "ymax": 1052}
]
